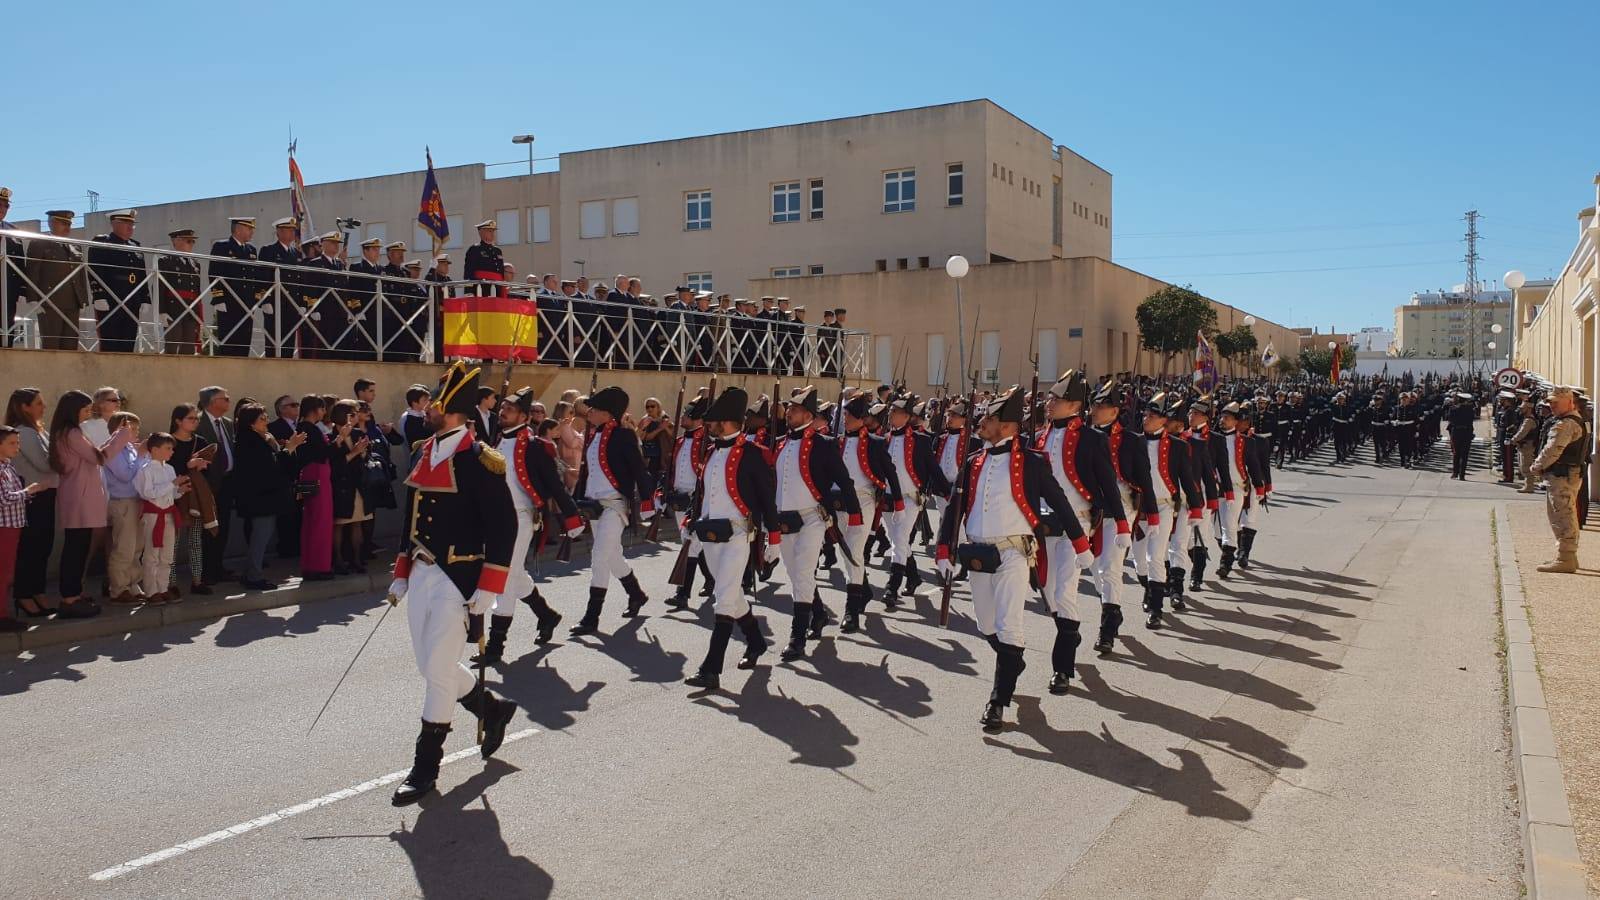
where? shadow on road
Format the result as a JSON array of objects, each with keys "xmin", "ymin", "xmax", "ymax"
[
  {"xmin": 1158, "ymin": 614, "xmax": 1341, "ymax": 672},
  {"xmin": 496, "ymin": 645, "xmax": 605, "ymax": 732},
  {"xmin": 1116, "ymin": 637, "xmax": 1316, "ymax": 714},
  {"xmin": 0, "ymin": 619, "xmax": 210, "ymax": 696},
  {"xmin": 693, "ymin": 667, "xmax": 860, "ymax": 769},
  {"xmin": 793, "ymin": 638, "xmax": 933, "ymax": 722},
  {"xmin": 388, "ymin": 759, "xmax": 553, "ymax": 899}
]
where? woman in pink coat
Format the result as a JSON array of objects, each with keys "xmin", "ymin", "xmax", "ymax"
[{"xmin": 48, "ymin": 390, "xmax": 134, "ymax": 619}]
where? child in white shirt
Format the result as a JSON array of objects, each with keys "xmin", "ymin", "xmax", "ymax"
[{"xmin": 135, "ymin": 433, "xmax": 190, "ymax": 603}]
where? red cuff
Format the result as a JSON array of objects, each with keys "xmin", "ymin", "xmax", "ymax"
[
  {"xmin": 767, "ymin": 531, "xmax": 782, "ymax": 546},
  {"xmin": 562, "ymin": 515, "xmax": 583, "ymax": 532},
  {"xmin": 1071, "ymin": 536, "xmax": 1090, "ymax": 555},
  {"xmin": 1206, "ymin": 499, "xmax": 1219, "ymax": 511},
  {"xmin": 476, "ymin": 565, "xmax": 509, "ymax": 595},
  {"xmin": 848, "ymin": 513, "xmax": 863, "ymax": 527},
  {"xmin": 1255, "ymin": 488, "xmax": 1267, "ymax": 498},
  {"xmin": 640, "ymin": 497, "xmax": 655, "ymax": 514},
  {"xmin": 393, "ymin": 554, "xmax": 412, "ymax": 579},
  {"xmin": 1115, "ymin": 519, "xmax": 1130, "ymax": 535},
  {"xmin": 1146, "ymin": 514, "xmax": 1160, "ymax": 526},
  {"xmin": 1224, "ymin": 491, "xmax": 1236, "ymax": 501},
  {"xmin": 1188, "ymin": 508, "xmax": 1203, "ymax": 521},
  {"xmin": 893, "ymin": 500, "xmax": 906, "ymax": 512},
  {"xmin": 936, "ymin": 545, "xmax": 950, "ymax": 561}
]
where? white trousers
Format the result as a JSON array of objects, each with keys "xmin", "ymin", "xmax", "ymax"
[
  {"xmin": 970, "ymin": 545, "xmax": 1030, "ymax": 647},
  {"xmin": 842, "ymin": 491, "xmax": 875, "ymax": 586},
  {"xmin": 1167, "ymin": 508, "xmax": 1197, "ymax": 568},
  {"xmin": 1130, "ymin": 493, "xmax": 1176, "ymax": 581},
  {"xmin": 702, "ymin": 533, "xmax": 753, "ymax": 618},
  {"xmin": 406, "ymin": 560, "xmax": 475, "ymax": 723},
  {"xmin": 492, "ymin": 507, "xmax": 539, "ymax": 619},
  {"xmin": 1043, "ymin": 534, "xmax": 1083, "ymax": 621},
  {"xmin": 1093, "ymin": 527, "xmax": 1129, "ymax": 608},
  {"xmin": 589, "ymin": 502, "xmax": 633, "ymax": 589},
  {"xmin": 887, "ymin": 494, "xmax": 919, "ymax": 566},
  {"xmin": 780, "ymin": 516, "xmax": 827, "ymax": 606},
  {"xmin": 1214, "ymin": 492, "xmax": 1245, "ymax": 547},
  {"xmin": 139, "ymin": 514, "xmax": 175, "ymax": 596}
]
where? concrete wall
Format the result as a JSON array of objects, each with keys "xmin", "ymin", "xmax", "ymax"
[
  {"xmin": 747, "ymin": 258, "xmax": 1298, "ymax": 396},
  {"xmin": 0, "ymin": 349, "xmax": 869, "ymax": 432}
]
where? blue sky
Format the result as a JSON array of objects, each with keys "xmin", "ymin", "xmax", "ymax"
[{"xmin": 4, "ymin": 0, "xmax": 1595, "ymax": 332}]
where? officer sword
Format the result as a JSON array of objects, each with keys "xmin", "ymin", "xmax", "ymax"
[{"xmin": 306, "ymin": 593, "xmax": 399, "ymax": 735}]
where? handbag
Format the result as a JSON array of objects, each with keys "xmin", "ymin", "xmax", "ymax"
[
  {"xmin": 294, "ymin": 480, "xmax": 320, "ymax": 500},
  {"xmin": 956, "ymin": 542, "xmax": 1003, "ymax": 573},
  {"xmin": 362, "ymin": 455, "xmax": 388, "ymax": 490},
  {"xmin": 690, "ymin": 518, "xmax": 735, "ymax": 544}
]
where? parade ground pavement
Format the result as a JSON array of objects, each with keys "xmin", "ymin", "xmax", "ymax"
[{"xmin": 2, "ymin": 449, "xmax": 1533, "ymax": 899}]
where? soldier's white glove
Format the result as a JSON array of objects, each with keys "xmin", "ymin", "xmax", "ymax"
[
  {"xmin": 638, "ymin": 506, "xmax": 655, "ymax": 523},
  {"xmin": 467, "ymin": 588, "xmax": 497, "ymax": 616},
  {"xmin": 936, "ymin": 557, "xmax": 954, "ymax": 580},
  {"xmin": 94, "ymin": 298, "xmax": 111, "ymax": 311},
  {"xmin": 565, "ymin": 523, "xmax": 586, "ymax": 539},
  {"xmin": 387, "ymin": 578, "xmax": 409, "ymax": 603},
  {"xmin": 1074, "ymin": 549, "xmax": 1095, "ymax": 569},
  {"xmin": 1114, "ymin": 530, "xmax": 1132, "ymax": 551}
]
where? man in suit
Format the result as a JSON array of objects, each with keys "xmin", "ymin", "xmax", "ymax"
[
  {"xmin": 474, "ymin": 387, "xmax": 499, "ymax": 443},
  {"xmin": 196, "ymin": 385, "xmax": 238, "ymax": 582},
  {"xmin": 88, "ymin": 210, "xmax": 145, "ymax": 353},
  {"xmin": 158, "ymin": 228, "xmax": 204, "ymax": 354},
  {"xmin": 267, "ymin": 394, "xmax": 302, "ymax": 559},
  {"xmin": 208, "ymin": 216, "xmax": 262, "ymax": 357},
  {"xmin": 26, "ymin": 209, "xmax": 91, "ymax": 350}
]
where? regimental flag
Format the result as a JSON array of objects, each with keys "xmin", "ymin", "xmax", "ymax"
[
  {"xmin": 443, "ymin": 295, "xmax": 538, "ymax": 362},
  {"xmin": 1261, "ymin": 341, "xmax": 1279, "ymax": 369},
  {"xmin": 417, "ymin": 148, "xmax": 448, "ymax": 252},
  {"xmin": 1330, "ymin": 342, "xmax": 1342, "ymax": 384},
  {"xmin": 288, "ymin": 143, "xmax": 316, "ymax": 242},
  {"xmin": 1193, "ymin": 328, "xmax": 1216, "ymax": 392}
]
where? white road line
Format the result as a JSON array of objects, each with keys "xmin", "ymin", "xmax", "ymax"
[{"xmin": 89, "ymin": 728, "xmax": 539, "ymax": 882}]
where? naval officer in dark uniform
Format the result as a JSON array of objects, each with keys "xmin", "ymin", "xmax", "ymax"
[
  {"xmin": 88, "ymin": 209, "xmax": 146, "ymax": 353},
  {"xmin": 208, "ymin": 216, "xmax": 262, "ymax": 356}
]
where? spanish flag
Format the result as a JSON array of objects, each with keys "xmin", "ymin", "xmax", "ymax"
[{"xmin": 443, "ymin": 295, "xmax": 538, "ymax": 362}]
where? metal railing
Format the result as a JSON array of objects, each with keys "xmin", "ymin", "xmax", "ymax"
[{"xmin": 0, "ymin": 229, "xmax": 868, "ymax": 377}]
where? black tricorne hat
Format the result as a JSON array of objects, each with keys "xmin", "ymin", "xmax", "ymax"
[
  {"xmin": 786, "ymin": 385, "xmax": 819, "ymax": 414},
  {"xmin": 843, "ymin": 394, "xmax": 872, "ymax": 421},
  {"xmin": 508, "ymin": 386, "xmax": 536, "ymax": 414},
  {"xmin": 1049, "ymin": 369, "xmax": 1089, "ymax": 403},
  {"xmin": 704, "ymin": 387, "xmax": 749, "ymax": 423},
  {"xmin": 434, "ymin": 361, "xmax": 483, "ymax": 417},
  {"xmin": 1091, "ymin": 380, "xmax": 1126, "ymax": 407},
  {"xmin": 982, "ymin": 385, "xmax": 1026, "ymax": 424},
  {"xmin": 583, "ymin": 386, "xmax": 629, "ymax": 419},
  {"xmin": 747, "ymin": 395, "xmax": 770, "ymax": 420}
]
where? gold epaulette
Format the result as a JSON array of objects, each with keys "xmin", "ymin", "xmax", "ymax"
[
  {"xmin": 412, "ymin": 439, "xmax": 428, "ymax": 453},
  {"xmin": 477, "ymin": 445, "xmax": 507, "ymax": 475}
]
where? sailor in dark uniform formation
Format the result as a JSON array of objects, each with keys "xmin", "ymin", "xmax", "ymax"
[
  {"xmin": 570, "ymin": 386, "xmax": 658, "ymax": 635},
  {"xmin": 1331, "ymin": 392, "xmax": 1356, "ymax": 463},
  {"xmin": 667, "ymin": 393, "xmax": 713, "ymax": 610},
  {"xmin": 208, "ymin": 216, "xmax": 262, "ymax": 356},
  {"xmin": 1185, "ymin": 397, "xmax": 1222, "ymax": 589},
  {"xmin": 883, "ymin": 395, "xmax": 949, "ymax": 606},
  {"xmin": 771, "ymin": 386, "xmax": 861, "ymax": 662},
  {"xmin": 838, "ymin": 394, "xmax": 903, "ymax": 632},
  {"xmin": 1089, "ymin": 381, "xmax": 1150, "ymax": 653},
  {"xmin": 936, "ymin": 386, "xmax": 1085, "ymax": 733},
  {"xmin": 463, "ymin": 220, "xmax": 505, "ymax": 291},
  {"xmin": 476, "ymin": 387, "xmax": 585, "ymax": 664},
  {"xmin": 684, "ymin": 387, "xmax": 780, "ymax": 690},
  {"xmin": 87, "ymin": 209, "xmax": 145, "ymax": 353},
  {"xmin": 1034, "ymin": 370, "xmax": 1107, "ymax": 693},
  {"xmin": 387, "ymin": 361, "xmax": 520, "ymax": 807}
]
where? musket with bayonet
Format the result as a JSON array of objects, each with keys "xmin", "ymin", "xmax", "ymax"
[{"xmin": 647, "ymin": 371, "xmax": 688, "ymax": 542}]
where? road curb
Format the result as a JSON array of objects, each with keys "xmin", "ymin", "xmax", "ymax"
[{"xmin": 1495, "ymin": 504, "xmax": 1592, "ymax": 899}]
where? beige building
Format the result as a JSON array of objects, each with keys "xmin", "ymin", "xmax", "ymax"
[
  {"xmin": 1394, "ymin": 300, "xmax": 1512, "ymax": 360},
  {"xmin": 34, "ymin": 100, "xmax": 1110, "ymax": 299},
  {"xmin": 748, "ymin": 257, "xmax": 1299, "ymax": 394}
]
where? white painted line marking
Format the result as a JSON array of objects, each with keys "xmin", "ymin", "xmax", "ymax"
[{"xmin": 89, "ymin": 728, "xmax": 539, "ymax": 881}]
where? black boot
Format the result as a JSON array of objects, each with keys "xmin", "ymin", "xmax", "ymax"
[
  {"xmin": 520, "ymin": 589, "xmax": 562, "ymax": 644},
  {"xmin": 473, "ymin": 614, "xmax": 513, "ymax": 664},
  {"xmin": 1217, "ymin": 545, "xmax": 1236, "ymax": 579},
  {"xmin": 983, "ymin": 638, "xmax": 1026, "ymax": 733},
  {"xmin": 883, "ymin": 564, "xmax": 905, "ymax": 609},
  {"xmin": 619, "ymin": 572, "xmax": 651, "ymax": 617},
  {"xmin": 1094, "ymin": 604, "xmax": 1123, "ymax": 654},
  {"xmin": 980, "ymin": 700, "xmax": 1006, "ymax": 734},
  {"xmin": 810, "ymin": 593, "xmax": 831, "ymax": 640},
  {"xmin": 735, "ymin": 612, "xmax": 768, "ymax": 669},
  {"xmin": 1188, "ymin": 544, "xmax": 1208, "ymax": 590},
  {"xmin": 669, "ymin": 562, "xmax": 697, "ymax": 611},
  {"xmin": 842, "ymin": 584, "xmax": 869, "ymax": 633},
  {"xmin": 569, "ymin": 587, "xmax": 607, "ymax": 636},
  {"xmin": 687, "ymin": 616, "xmax": 735, "ymax": 690},
  {"xmin": 458, "ymin": 683, "xmax": 517, "ymax": 759},
  {"xmin": 904, "ymin": 559, "xmax": 926, "ymax": 597},
  {"xmin": 1049, "ymin": 617, "xmax": 1081, "ymax": 695},
  {"xmin": 1167, "ymin": 566, "xmax": 1186, "ymax": 611},
  {"xmin": 781, "ymin": 602, "xmax": 812, "ymax": 661},
  {"xmin": 392, "ymin": 721, "xmax": 451, "ymax": 806},
  {"xmin": 820, "ymin": 543, "xmax": 837, "ymax": 569},
  {"xmin": 1237, "ymin": 528, "xmax": 1257, "ymax": 570},
  {"xmin": 698, "ymin": 556, "xmax": 715, "ymax": 598},
  {"xmin": 466, "ymin": 613, "xmax": 484, "ymax": 644},
  {"xmin": 1144, "ymin": 580, "xmax": 1164, "ymax": 629}
]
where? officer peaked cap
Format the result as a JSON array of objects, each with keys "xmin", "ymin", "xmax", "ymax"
[
  {"xmin": 704, "ymin": 387, "xmax": 749, "ymax": 423},
  {"xmin": 46, "ymin": 209, "xmax": 74, "ymax": 222},
  {"xmin": 583, "ymin": 386, "xmax": 629, "ymax": 419},
  {"xmin": 273, "ymin": 216, "xmax": 298, "ymax": 229},
  {"xmin": 476, "ymin": 219, "xmax": 497, "ymax": 230}
]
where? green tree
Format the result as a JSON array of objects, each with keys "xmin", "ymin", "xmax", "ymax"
[
  {"xmin": 1298, "ymin": 344, "xmax": 1356, "ymax": 379},
  {"xmin": 1135, "ymin": 285, "xmax": 1218, "ymax": 375},
  {"xmin": 1213, "ymin": 325, "xmax": 1257, "ymax": 377},
  {"xmin": 1272, "ymin": 356, "xmax": 1300, "ymax": 379}
]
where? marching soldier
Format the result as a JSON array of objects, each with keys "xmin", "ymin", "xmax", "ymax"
[
  {"xmin": 1211, "ymin": 402, "xmax": 1268, "ymax": 578},
  {"xmin": 1033, "ymin": 370, "xmax": 1103, "ymax": 694},
  {"xmin": 475, "ymin": 387, "xmax": 585, "ymax": 664},
  {"xmin": 157, "ymin": 228, "xmax": 204, "ymax": 355},
  {"xmin": 771, "ymin": 386, "xmax": 861, "ymax": 662},
  {"xmin": 208, "ymin": 216, "xmax": 262, "ymax": 357},
  {"xmin": 1239, "ymin": 405, "xmax": 1274, "ymax": 569},
  {"xmin": 25, "ymin": 210, "xmax": 91, "ymax": 350},
  {"xmin": 666, "ymin": 392, "xmax": 713, "ymax": 610},
  {"xmin": 883, "ymin": 395, "xmax": 948, "ymax": 606},
  {"xmin": 1393, "ymin": 392, "xmax": 1419, "ymax": 468},
  {"xmin": 386, "ymin": 361, "xmax": 520, "ymax": 807},
  {"xmin": 838, "ymin": 393, "xmax": 902, "ymax": 633},
  {"xmin": 1185, "ymin": 397, "xmax": 1221, "ymax": 589},
  {"xmin": 1331, "ymin": 392, "xmax": 1356, "ymax": 463},
  {"xmin": 1091, "ymin": 380, "xmax": 1153, "ymax": 652},
  {"xmin": 935, "ymin": 386, "xmax": 1085, "ymax": 733},
  {"xmin": 1446, "ymin": 391, "xmax": 1477, "ymax": 480},
  {"xmin": 684, "ymin": 387, "xmax": 779, "ymax": 690},
  {"xmin": 569, "ymin": 386, "xmax": 658, "ymax": 635},
  {"xmin": 1130, "ymin": 393, "xmax": 1179, "ymax": 629},
  {"xmin": 1160, "ymin": 392, "xmax": 1206, "ymax": 612},
  {"xmin": 87, "ymin": 209, "xmax": 145, "ymax": 353}
]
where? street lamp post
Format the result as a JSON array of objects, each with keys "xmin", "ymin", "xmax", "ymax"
[
  {"xmin": 1242, "ymin": 315, "xmax": 1257, "ymax": 378},
  {"xmin": 1503, "ymin": 270, "xmax": 1525, "ymax": 369},
  {"xmin": 512, "ymin": 134, "xmax": 535, "ymax": 268},
  {"xmin": 946, "ymin": 255, "xmax": 970, "ymax": 393}
]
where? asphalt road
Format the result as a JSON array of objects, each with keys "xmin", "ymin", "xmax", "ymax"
[{"xmin": 1, "ymin": 441, "xmax": 1527, "ymax": 899}]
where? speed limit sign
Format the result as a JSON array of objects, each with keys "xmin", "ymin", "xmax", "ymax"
[{"xmin": 1495, "ymin": 368, "xmax": 1524, "ymax": 391}]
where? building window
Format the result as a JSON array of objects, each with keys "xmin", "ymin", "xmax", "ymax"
[
  {"xmin": 875, "ymin": 259, "xmax": 887, "ymax": 272},
  {"xmin": 927, "ymin": 333, "xmax": 946, "ymax": 388},
  {"xmin": 685, "ymin": 191, "xmax": 711, "ymax": 231},
  {"xmin": 494, "ymin": 209, "xmax": 520, "ymax": 244},
  {"xmin": 808, "ymin": 264, "xmax": 824, "ymax": 276},
  {"xmin": 918, "ymin": 256, "xmax": 930, "ymax": 269},
  {"xmin": 444, "ymin": 215, "xmax": 463, "ymax": 249},
  {"xmin": 579, "ymin": 201, "xmax": 606, "ymax": 239},
  {"xmin": 686, "ymin": 272, "xmax": 713, "ymax": 293},
  {"xmin": 809, "ymin": 179, "xmax": 824, "ymax": 220},
  {"xmin": 992, "ymin": 162, "xmax": 999, "ymax": 178},
  {"xmin": 980, "ymin": 331, "xmax": 1000, "ymax": 385},
  {"xmin": 413, "ymin": 224, "xmax": 433, "ymax": 253},
  {"xmin": 771, "ymin": 181, "xmax": 801, "ymax": 223},
  {"xmin": 883, "ymin": 168, "xmax": 916, "ymax": 213},
  {"xmin": 896, "ymin": 258, "xmax": 908, "ymax": 270},
  {"xmin": 771, "ymin": 266, "xmax": 802, "ymax": 279},
  {"xmin": 364, "ymin": 222, "xmax": 386, "ymax": 245},
  {"xmin": 947, "ymin": 163, "xmax": 964, "ymax": 206},
  {"xmin": 612, "ymin": 197, "xmax": 639, "ymax": 236},
  {"xmin": 1052, "ymin": 178, "xmax": 1062, "ymax": 246},
  {"xmin": 531, "ymin": 206, "xmax": 551, "ymax": 243}
]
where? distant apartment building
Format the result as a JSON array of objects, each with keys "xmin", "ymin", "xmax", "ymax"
[
  {"xmin": 1350, "ymin": 326, "xmax": 1395, "ymax": 353},
  {"xmin": 32, "ymin": 100, "xmax": 1113, "ymax": 299},
  {"xmin": 1394, "ymin": 287, "xmax": 1512, "ymax": 359}
]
